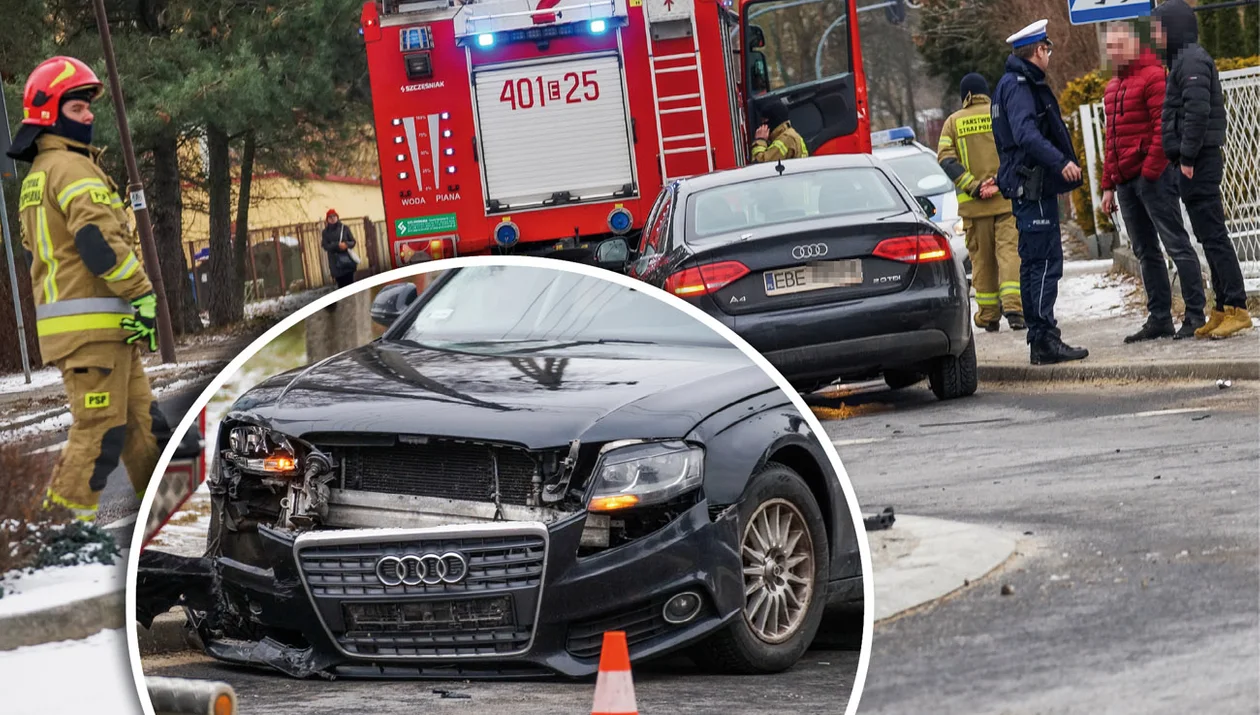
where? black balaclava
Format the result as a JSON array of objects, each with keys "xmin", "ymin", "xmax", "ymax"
[
  {"xmin": 960, "ymin": 73, "xmax": 990, "ymax": 102},
  {"xmin": 49, "ymin": 88, "xmax": 97, "ymax": 146}
]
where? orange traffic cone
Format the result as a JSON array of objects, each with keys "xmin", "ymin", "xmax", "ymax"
[{"xmin": 591, "ymin": 631, "xmax": 638, "ymax": 715}]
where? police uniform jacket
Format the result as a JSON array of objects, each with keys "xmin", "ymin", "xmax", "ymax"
[
  {"xmin": 19, "ymin": 133, "xmax": 153, "ymax": 364},
  {"xmin": 991, "ymin": 54, "xmax": 1081, "ymax": 199}
]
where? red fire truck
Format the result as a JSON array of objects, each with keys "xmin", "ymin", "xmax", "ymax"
[{"xmin": 360, "ymin": 0, "xmax": 870, "ymax": 266}]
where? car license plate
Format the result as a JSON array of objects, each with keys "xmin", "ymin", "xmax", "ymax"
[{"xmin": 763, "ymin": 260, "xmax": 863, "ymax": 296}]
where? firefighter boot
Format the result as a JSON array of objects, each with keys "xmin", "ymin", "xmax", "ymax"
[
  {"xmin": 1005, "ymin": 312, "xmax": 1026, "ymax": 331},
  {"xmin": 1195, "ymin": 308, "xmax": 1227, "ymax": 339},
  {"xmin": 46, "ymin": 342, "xmax": 136, "ymax": 521},
  {"xmin": 1209, "ymin": 306, "xmax": 1254, "ymax": 340}
]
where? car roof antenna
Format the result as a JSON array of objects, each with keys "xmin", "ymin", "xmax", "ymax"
[{"xmin": 775, "ymin": 158, "xmax": 786, "ymax": 176}]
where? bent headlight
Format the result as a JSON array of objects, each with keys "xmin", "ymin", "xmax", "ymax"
[
  {"xmin": 226, "ymin": 424, "xmax": 300, "ymax": 477},
  {"xmin": 588, "ymin": 441, "xmax": 703, "ymax": 512}
]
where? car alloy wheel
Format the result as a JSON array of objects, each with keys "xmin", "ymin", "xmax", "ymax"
[{"xmin": 741, "ymin": 497, "xmax": 816, "ymax": 645}]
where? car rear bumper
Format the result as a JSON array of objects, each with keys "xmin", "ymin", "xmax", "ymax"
[{"xmin": 704, "ymin": 264, "xmax": 970, "ymax": 382}]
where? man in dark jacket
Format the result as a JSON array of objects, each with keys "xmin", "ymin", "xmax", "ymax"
[
  {"xmin": 1099, "ymin": 21, "xmax": 1205, "ymax": 342},
  {"xmin": 992, "ymin": 19, "xmax": 1088, "ymax": 365},
  {"xmin": 1152, "ymin": 0, "xmax": 1251, "ymax": 339},
  {"xmin": 321, "ymin": 209, "xmax": 358, "ymax": 289}
]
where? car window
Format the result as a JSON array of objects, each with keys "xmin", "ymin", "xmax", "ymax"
[
  {"xmin": 643, "ymin": 190, "xmax": 674, "ymax": 257},
  {"xmin": 881, "ymin": 151, "xmax": 953, "ymax": 197},
  {"xmin": 399, "ymin": 265, "xmax": 734, "ymax": 349},
  {"xmin": 638, "ymin": 191, "xmax": 668, "ymax": 257},
  {"xmin": 685, "ymin": 167, "xmax": 905, "ymax": 240}
]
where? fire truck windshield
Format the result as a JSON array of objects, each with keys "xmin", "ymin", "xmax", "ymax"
[{"xmin": 684, "ymin": 167, "xmax": 903, "ymax": 240}]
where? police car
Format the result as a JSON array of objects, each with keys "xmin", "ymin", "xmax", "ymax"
[{"xmin": 871, "ymin": 127, "xmax": 971, "ymax": 278}]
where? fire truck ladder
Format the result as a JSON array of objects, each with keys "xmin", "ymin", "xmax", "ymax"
[{"xmin": 646, "ymin": 17, "xmax": 715, "ymax": 183}]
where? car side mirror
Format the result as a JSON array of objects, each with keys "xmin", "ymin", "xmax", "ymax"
[
  {"xmin": 371, "ymin": 282, "xmax": 418, "ymax": 327},
  {"xmin": 595, "ymin": 237, "xmax": 630, "ymax": 271},
  {"xmin": 916, "ymin": 195, "xmax": 937, "ymax": 218}
]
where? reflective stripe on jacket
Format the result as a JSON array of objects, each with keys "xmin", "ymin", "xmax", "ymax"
[{"xmin": 19, "ymin": 134, "xmax": 153, "ymax": 364}]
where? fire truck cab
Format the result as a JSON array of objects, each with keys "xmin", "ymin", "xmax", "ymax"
[{"xmin": 361, "ymin": 0, "xmax": 869, "ymax": 266}]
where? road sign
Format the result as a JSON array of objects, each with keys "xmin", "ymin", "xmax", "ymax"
[{"xmin": 1069, "ymin": 0, "xmax": 1153, "ymax": 25}]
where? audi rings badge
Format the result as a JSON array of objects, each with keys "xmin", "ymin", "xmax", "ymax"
[
  {"xmin": 791, "ymin": 243, "xmax": 828, "ymax": 260},
  {"xmin": 375, "ymin": 551, "xmax": 469, "ymax": 586}
]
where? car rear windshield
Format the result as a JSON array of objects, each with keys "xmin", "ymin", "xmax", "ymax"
[
  {"xmin": 881, "ymin": 151, "xmax": 952, "ymax": 197},
  {"xmin": 685, "ymin": 167, "xmax": 906, "ymax": 240},
  {"xmin": 398, "ymin": 265, "xmax": 735, "ymax": 351}
]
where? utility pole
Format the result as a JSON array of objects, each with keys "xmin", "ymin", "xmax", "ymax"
[
  {"xmin": 0, "ymin": 87, "xmax": 33, "ymax": 383},
  {"xmin": 92, "ymin": 0, "xmax": 177, "ymax": 363}
]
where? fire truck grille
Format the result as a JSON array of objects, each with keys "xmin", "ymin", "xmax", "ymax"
[{"xmin": 341, "ymin": 441, "xmax": 538, "ymax": 506}]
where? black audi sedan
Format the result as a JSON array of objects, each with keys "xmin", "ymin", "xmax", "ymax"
[
  {"xmin": 135, "ymin": 263, "xmax": 863, "ymax": 679},
  {"xmin": 593, "ymin": 154, "xmax": 976, "ymax": 400}
]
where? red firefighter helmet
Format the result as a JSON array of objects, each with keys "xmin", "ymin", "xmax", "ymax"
[{"xmin": 21, "ymin": 56, "xmax": 104, "ymax": 127}]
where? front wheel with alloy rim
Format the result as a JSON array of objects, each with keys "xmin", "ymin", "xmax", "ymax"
[{"xmin": 694, "ymin": 463, "xmax": 829, "ymax": 674}]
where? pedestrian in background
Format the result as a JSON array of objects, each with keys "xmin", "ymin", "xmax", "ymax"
[
  {"xmin": 322, "ymin": 209, "xmax": 359, "ymax": 289},
  {"xmin": 1152, "ymin": 0, "xmax": 1253, "ymax": 339},
  {"xmin": 1098, "ymin": 21, "xmax": 1207, "ymax": 343},
  {"xmin": 992, "ymin": 19, "xmax": 1089, "ymax": 365},
  {"xmin": 938, "ymin": 72, "xmax": 1025, "ymax": 333}
]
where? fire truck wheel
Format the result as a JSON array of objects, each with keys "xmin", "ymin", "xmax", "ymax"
[{"xmin": 694, "ymin": 464, "xmax": 829, "ymax": 674}]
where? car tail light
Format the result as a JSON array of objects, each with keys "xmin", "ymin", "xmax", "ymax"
[
  {"xmin": 872, "ymin": 234, "xmax": 952, "ymax": 263},
  {"xmin": 664, "ymin": 261, "xmax": 750, "ymax": 297}
]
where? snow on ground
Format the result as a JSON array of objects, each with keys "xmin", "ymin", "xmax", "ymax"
[
  {"xmin": 1051, "ymin": 268, "xmax": 1135, "ymax": 321},
  {"xmin": 0, "ymin": 360, "xmax": 217, "ymax": 398},
  {"xmin": 3, "ymin": 628, "xmax": 142, "ymax": 715},
  {"xmin": 0, "ymin": 553, "xmax": 125, "ymax": 617},
  {"xmin": 1062, "ymin": 258, "xmax": 1116, "ymax": 277},
  {"xmin": 148, "ymin": 492, "xmax": 212, "ymax": 557},
  {"xmin": 0, "ymin": 411, "xmax": 73, "ymax": 442},
  {"xmin": 243, "ymin": 287, "xmax": 330, "ymax": 320}
]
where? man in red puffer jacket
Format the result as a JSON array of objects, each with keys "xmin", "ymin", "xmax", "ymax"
[{"xmin": 1099, "ymin": 21, "xmax": 1206, "ymax": 342}]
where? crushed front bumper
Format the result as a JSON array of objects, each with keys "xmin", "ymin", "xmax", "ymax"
[{"xmin": 136, "ymin": 501, "xmax": 743, "ymax": 679}]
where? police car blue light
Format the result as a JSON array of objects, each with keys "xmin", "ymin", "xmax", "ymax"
[
  {"xmin": 589, "ymin": 19, "xmax": 607, "ymax": 34},
  {"xmin": 477, "ymin": 33, "xmax": 495, "ymax": 47},
  {"xmin": 494, "ymin": 221, "xmax": 521, "ymax": 247},
  {"xmin": 871, "ymin": 126, "xmax": 915, "ymax": 147},
  {"xmin": 607, "ymin": 207, "xmax": 633, "ymax": 235}
]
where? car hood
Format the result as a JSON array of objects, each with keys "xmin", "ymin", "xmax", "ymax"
[{"xmin": 229, "ymin": 340, "xmax": 774, "ymax": 449}]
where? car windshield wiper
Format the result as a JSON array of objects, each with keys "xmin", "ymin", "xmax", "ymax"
[{"xmin": 390, "ymin": 337, "xmax": 660, "ymax": 353}]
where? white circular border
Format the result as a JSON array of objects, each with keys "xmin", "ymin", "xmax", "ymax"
[{"xmin": 125, "ymin": 255, "xmax": 875, "ymax": 714}]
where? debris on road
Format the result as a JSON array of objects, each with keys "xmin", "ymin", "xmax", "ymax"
[
  {"xmin": 1000, "ymin": 584, "xmax": 1015, "ymax": 596},
  {"xmin": 864, "ymin": 506, "xmax": 896, "ymax": 531},
  {"xmin": 433, "ymin": 689, "xmax": 471, "ymax": 700}
]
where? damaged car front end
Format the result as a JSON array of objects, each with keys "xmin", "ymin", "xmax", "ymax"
[{"xmin": 136, "ymin": 265, "xmax": 863, "ymax": 679}]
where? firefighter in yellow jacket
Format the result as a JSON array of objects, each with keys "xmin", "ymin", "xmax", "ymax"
[
  {"xmin": 937, "ymin": 73, "xmax": 1025, "ymax": 332},
  {"xmin": 6, "ymin": 56, "xmax": 167, "ymax": 521},
  {"xmin": 751, "ymin": 98, "xmax": 808, "ymax": 163}
]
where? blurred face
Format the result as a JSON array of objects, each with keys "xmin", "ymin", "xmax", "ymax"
[
  {"xmin": 1031, "ymin": 42, "xmax": 1053, "ymax": 70},
  {"xmin": 1105, "ymin": 24, "xmax": 1140, "ymax": 67},
  {"xmin": 328, "ymin": 214, "xmax": 339, "ymax": 224},
  {"xmin": 1151, "ymin": 21, "xmax": 1167, "ymax": 50},
  {"xmin": 61, "ymin": 99, "xmax": 93, "ymax": 125}
]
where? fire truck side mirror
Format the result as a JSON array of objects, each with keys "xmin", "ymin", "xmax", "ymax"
[
  {"xmin": 371, "ymin": 282, "xmax": 419, "ymax": 327},
  {"xmin": 750, "ymin": 52, "xmax": 770, "ymax": 94},
  {"xmin": 746, "ymin": 24, "xmax": 765, "ymax": 49}
]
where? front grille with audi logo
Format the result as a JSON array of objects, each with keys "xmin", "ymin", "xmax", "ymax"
[
  {"xmin": 791, "ymin": 243, "xmax": 829, "ymax": 260},
  {"xmin": 294, "ymin": 524, "xmax": 548, "ymax": 659},
  {"xmin": 375, "ymin": 552, "xmax": 469, "ymax": 586}
]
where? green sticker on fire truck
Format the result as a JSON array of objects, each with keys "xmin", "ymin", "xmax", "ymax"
[{"xmin": 396, "ymin": 213, "xmax": 458, "ymax": 237}]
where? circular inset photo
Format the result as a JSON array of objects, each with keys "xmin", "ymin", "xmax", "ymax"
[{"xmin": 127, "ymin": 257, "xmax": 872, "ymax": 715}]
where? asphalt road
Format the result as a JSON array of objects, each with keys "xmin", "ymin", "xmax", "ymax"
[{"xmin": 816, "ymin": 378, "xmax": 1259, "ymax": 714}]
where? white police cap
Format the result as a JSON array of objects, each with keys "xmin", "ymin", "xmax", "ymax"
[{"xmin": 1007, "ymin": 19, "xmax": 1051, "ymax": 48}]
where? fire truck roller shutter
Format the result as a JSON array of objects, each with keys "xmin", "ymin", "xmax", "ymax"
[{"xmin": 473, "ymin": 53, "xmax": 635, "ymax": 210}]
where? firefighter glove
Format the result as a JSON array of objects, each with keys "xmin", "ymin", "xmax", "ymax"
[{"xmin": 121, "ymin": 292, "xmax": 158, "ymax": 352}]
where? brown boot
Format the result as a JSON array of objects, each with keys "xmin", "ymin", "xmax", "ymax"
[
  {"xmin": 1195, "ymin": 308, "xmax": 1227, "ymax": 339},
  {"xmin": 1208, "ymin": 306, "xmax": 1254, "ymax": 340}
]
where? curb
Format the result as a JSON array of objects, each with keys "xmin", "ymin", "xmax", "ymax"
[
  {"xmin": 137, "ymin": 609, "xmax": 204, "ymax": 656},
  {"xmin": 0, "ymin": 588, "xmax": 125, "ymax": 651},
  {"xmin": 979, "ymin": 359, "xmax": 1259, "ymax": 383},
  {"xmin": 869, "ymin": 515, "xmax": 1021, "ymax": 624}
]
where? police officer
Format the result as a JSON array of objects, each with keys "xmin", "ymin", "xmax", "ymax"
[
  {"xmin": 992, "ymin": 20, "xmax": 1088, "ymax": 365},
  {"xmin": 938, "ymin": 72, "xmax": 1024, "ymax": 333},
  {"xmin": 6, "ymin": 56, "xmax": 168, "ymax": 521},
  {"xmin": 751, "ymin": 98, "xmax": 808, "ymax": 163}
]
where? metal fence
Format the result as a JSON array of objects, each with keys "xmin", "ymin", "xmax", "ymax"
[
  {"xmin": 1080, "ymin": 65, "xmax": 1260, "ymax": 282},
  {"xmin": 183, "ymin": 217, "xmax": 391, "ymax": 306}
]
